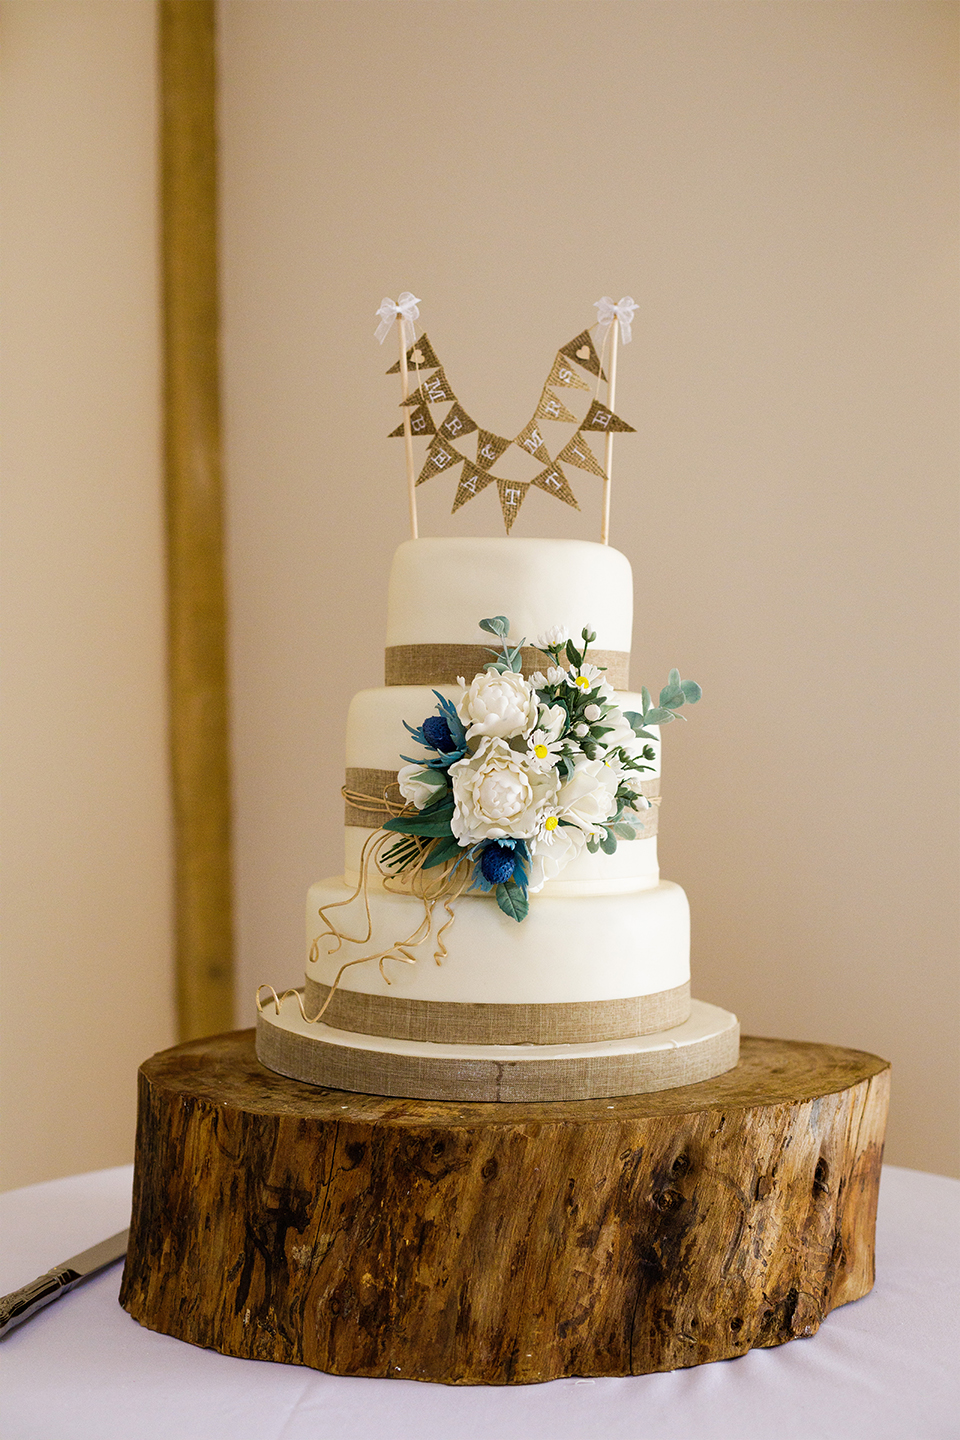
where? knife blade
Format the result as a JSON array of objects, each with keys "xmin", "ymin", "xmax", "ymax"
[{"xmin": 0, "ymin": 1228, "xmax": 129, "ymax": 1338}]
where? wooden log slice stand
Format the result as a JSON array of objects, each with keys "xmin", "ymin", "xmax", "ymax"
[{"xmin": 120, "ymin": 1030, "xmax": 889, "ymax": 1386}]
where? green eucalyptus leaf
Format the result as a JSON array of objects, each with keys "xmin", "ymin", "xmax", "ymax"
[
  {"xmin": 479, "ymin": 616, "xmax": 510, "ymax": 637},
  {"xmin": 600, "ymin": 830, "xmax": 618, "ymax": 854},
  {"xmin": 586, "ymin": 837, "xmax": 600, "ymax": 854},
  {"xmin": 611, "ymin": 822, "xmax": 636, "ymax": 840},
  {"xmin": 643, "ymin": 707, "xmax": 675, "ymax": 725},
  {"xmin": 641, "ymin": 686, "xmax": 652, "ymax": 712},
  {"xmin": 681, "ymin": 679, "xmax": 702, "ymax": 703}
]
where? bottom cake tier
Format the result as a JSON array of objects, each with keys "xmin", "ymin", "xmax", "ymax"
[{"xmin": 256, "ymin": 996, "xmax": 740, "ymax": 1101}]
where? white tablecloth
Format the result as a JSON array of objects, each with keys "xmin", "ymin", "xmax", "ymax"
[{"xmin": 1, "ymin": 1164, "xmax": 957, "ymax": 1440}]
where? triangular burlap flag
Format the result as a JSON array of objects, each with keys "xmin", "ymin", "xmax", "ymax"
[
  {"xmin": 475, "ymin": 430, "xmax": 512, "ymax": 471},
  {"xmin": 579, "ymin": 398, "xmax": 636, "ymax": 433},
  {"xmin": 534, "ymin": 387, "xmax": 578, "ymax": 424},
  {"xmin": 437, "ymin": 402, "xmax": 478, "ymax": 442},
  {"xmin": 415, "ymin": 437, "xmax": 465, "ymax": 486},
  {"xmin": 403, "ymin": 367, "xmax": 457, "ymax": 408},
  {"xmin": 556, "ymin": 434, "xmax": 607, "ymax": 478},
  {"xmin": 531, "ymin": 462, "xmax": 580, "ymax": 510},
  {"xmin": 559, "ymin": 329, "xmax": 606, "ymax": 381},
  {"xmin": 514, "ymin": 419, "xmax": 551, "ymax": 466},
  {"xmin": 451, "ymin": 460, "xmax": 495, "ymax": 513},
  {"xmin": 497, "ymin": 478, "xmax": 529, "ymax": 534},
  {"xmin": 388, "ymin": 403, "xmax": 436, "ymax": 438},
  {"xmin": 547, "ymin": 352, "xmax": 591, "ymax": 391},
  {"xmin": 386, "ymin": 332, "xmax": 441, "ymax": 374}
]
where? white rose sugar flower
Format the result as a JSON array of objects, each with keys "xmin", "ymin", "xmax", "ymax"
[
  {"xmin": 527, "ymin": 820, "xmax": 587, "ymax": 892},
  {"xmin": 457, "ymin": 669, "xmax": 538, "ymax": 741},
  {"xmin": 556, "ymin": 756, "xmax": 620, "ymax": 835},
  {"xmin": 397, "ymin": 763, "xmax": 446, "ymax": 811}
]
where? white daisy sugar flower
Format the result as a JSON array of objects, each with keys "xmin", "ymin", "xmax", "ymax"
[
  {"xmin": 566, "ymin": 662, "xmax": 607, "ymax": 695},
  {"xmin": 525, "ymin": 728, "xmax": 563, "ymax": 773},
  {"xmin": 449, "ymin": 737, "xmax": 559, "ymax": 844},
  {"xmin": 543, "ymin": 665, "xmax": 569, "ymax": 687},
  {"xmin": 535, "ymin": 624, "xmax": 569, "ymax": 651},
  {"xmin": 457, "ymin": 669, "xmax": 539, "ymax": 741}
]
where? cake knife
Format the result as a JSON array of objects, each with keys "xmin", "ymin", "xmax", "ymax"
[{"xmin": 0, "ymin": 1228, "xmax": 128, "ymax": 1338}]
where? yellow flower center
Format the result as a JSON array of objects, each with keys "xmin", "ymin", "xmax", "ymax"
[
  {"xmin": 534, "ymin": 743, "xmax": 549, "ymax": 759},
  {"xmin": 575, "ymin": 675, "xmax": 590, "ymax": 689},
  {"xmin": 544, "ymin": 815, "xmax": 559, "ymax": 831}
]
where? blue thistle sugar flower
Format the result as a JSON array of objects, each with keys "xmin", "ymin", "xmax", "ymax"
[
  {"xmin": 402, "ymin": 691, "xmax": 467, "ymax": 768},
  {"xmin": 480, "ymin": 843, "xmax": 516, "ymax": 884},
  {"xmin": 422, "ymin": 714, "xmax": 455, "ymax": 751}
]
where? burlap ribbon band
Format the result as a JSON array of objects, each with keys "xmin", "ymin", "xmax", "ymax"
[
  {"xmin": 385, "ymin": 644, "xmax": 631, "ymax": 690},
  {"xmin": 303, "ymin": 977, "xmax": 690, "ymax": 1046}
]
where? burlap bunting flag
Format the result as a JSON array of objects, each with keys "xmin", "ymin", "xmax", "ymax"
[
  {"xmin": 385, "ymin": 332, "xmax": 441, "ymax": 375},
  {"xmin": 403, "ymin": 367, "xmax": 457, "ymax": 409},
  {"xmin": 531, "ymin": 462, "xmax": 579, "ymax": 510},
  {"xmin": 415, "ymin": 438, "xmax": 465, "ymax": 486},
  {"xmin": 437, "ymin": 402, "xmax": 478, "ymax": 442},
  {"xmin": 388, "ymin": 403, "xmax": 435, "ymax": 438},
  {"xmin": 579, "ymin": 398, "xmax": 636, "ymax": 433},
  {"xmin": 534, "ymin": 387, "xmax": 578, "ymax": 424},
  {"xmin": 451, "ymin": 460, "xmax": 495, "ymax": 513},
  {"xmin": 556, "ymin": 434, "xmax": 607, "ymax": 478},
  {"xmin": 475, "ymin": 430, "xmax": 511, "ymax": 470},
  {"xmin": 497, "ymin": 478, "xmax": 529, "ymax": 533},
  {"xmin": 514, "ymin": 419, "xmax": 551, "ymax": 466},
  {"xmin": 559, "ymin": 329, "xmax": 606, "ymax": 381},
  {"xmin": 547, "ymin": 352, "xmax": 591, "ymax": 391}
]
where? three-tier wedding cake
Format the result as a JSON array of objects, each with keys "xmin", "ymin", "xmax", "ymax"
[{"xmin": 256, "ymin": 535, "xmax": 739, "ymax": 1100}]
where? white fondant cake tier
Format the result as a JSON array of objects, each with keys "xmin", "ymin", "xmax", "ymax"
[
  {"xmin": 306, "ymin": 878, "xmax": 689, "ymax": 1006},
  {"xmin": 385, "ymin": 537, "xmax": 633, "ymax": 652}
]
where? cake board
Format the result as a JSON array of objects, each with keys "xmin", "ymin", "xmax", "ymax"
[{"xmin": 120, "ymin": 1030, "xmax": 889, "ymax": 1386}]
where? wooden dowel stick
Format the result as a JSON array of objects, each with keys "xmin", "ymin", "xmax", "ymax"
[
  {"xmin": 601, "ymin": 320, "xmax": 619, "ymax": 545},
  {"xmin": 398, "ymin": 326, "xmax": 418, "ymax": 539}
]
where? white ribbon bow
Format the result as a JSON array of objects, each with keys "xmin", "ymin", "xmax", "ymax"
[
  {"xmin": 594, "ymin": 295, "xmax": 638, "ymax": 345},
  {"xmin": 375, "ymin": 292, "xmax": 421, "ymax": 346}
]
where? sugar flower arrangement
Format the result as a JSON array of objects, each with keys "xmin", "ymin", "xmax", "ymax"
[{"xmin": 381, "ymin": 620, "xmax": 700, "ymax": 922}]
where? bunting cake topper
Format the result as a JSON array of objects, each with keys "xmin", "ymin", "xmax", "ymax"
[{"xmin": 376, "ymin": 294, "xmax": 638, "ymax": 542}]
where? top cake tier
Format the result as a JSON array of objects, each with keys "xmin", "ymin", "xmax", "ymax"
[{"xmin": 385, "ymin": 538, "xmax": 634, "ymax": 689}]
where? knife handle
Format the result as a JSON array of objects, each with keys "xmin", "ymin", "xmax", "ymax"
[{"xmin": 0, "ymin": 1267, "xmax": 81, "ymax": 1339}]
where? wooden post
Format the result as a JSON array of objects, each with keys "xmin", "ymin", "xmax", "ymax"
[
  {"xmin": 601, "ymin": 319, "xmax": 619, "ymax": 545},
  {"xmin": 398, "ymin": 326, "xmax": 418, "ymax": 539},
  {"xmin": 121, "ymin": 1030, "xmax": 889, "ymax": 1385},
  {"xmin": 159, "ymin": 1, "xmax": 234, "ymax": 1039}
]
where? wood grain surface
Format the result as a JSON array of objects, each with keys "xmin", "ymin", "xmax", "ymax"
[{"xmin": 120, "ymin": 1029, "xmax": 889, "ymax": 1384}]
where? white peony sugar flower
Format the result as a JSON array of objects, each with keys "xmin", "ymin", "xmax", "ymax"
[
  {"xmin": 456, "ymin": 669, "xmax": 539, "ymax": 741},
  {"xmin": 449, "ymin": 737, "xmax": 558, "ymax": 843}
]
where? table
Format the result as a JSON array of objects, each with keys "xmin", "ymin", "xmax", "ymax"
[{"xmin": 1, "ymin": 1164, "xmax": 957, "ymax": 1440}]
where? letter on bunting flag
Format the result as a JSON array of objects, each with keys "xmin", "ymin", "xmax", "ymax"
[
  {"xmin": 556, "ymin": 434, "xmax": 607, "ymax": 478},
  {"xmin": 558, "ymin": 329, "xmax": 606, "ymax": 381},
  {"xmin": 534, "ymin": 388, "xmax": 578, "ymax": 424},
  {"xmin": 451, "ymin": 461, "xmax": 494, "ymax": 513},
  {"xmin": 437, "ymin": 402, "xmax": 477, "ymax": 441},
  {"xmin": 475, "ymin": 430, "xmax": 511, "ymax": 470},
  {"xmin": 388, "ymin": 403, "xmax": 436, "ymax": 438},
  {"xmin": 514, "ymin": 419, "xmax": 551, "ymax": 466},
  {"xmin": 547, "ymin": 352, "xmax": 591, "ymax": 391},
  {"xmin": 497, "ymin": 479, "xmax": 529, "ymax": 533},
  {"xmin": 385, "ymin": 332, "xmax": 441, "ymax": 375},
  {"xmin": 403, "ymin": 366, "xmax": 457, "ymax": 409},
  {"xmin": 531, "ymin": 463, "xmax": 579, "ymax": 510},
  {"xmin": 416, "ymin": 438, "xmax": 465, "ymax": 486},
  {"xmin": 579, "ymin": 399, "xmax": 636, "ymax": 433}
]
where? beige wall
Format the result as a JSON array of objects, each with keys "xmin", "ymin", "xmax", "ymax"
[
  {"xmin": 0, "ymin": 1, "xmax": 175, "ymax": 1190},
  {"xmin": 220, "ymin": 1, "xmax": 958, "ymax": 1176}
]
